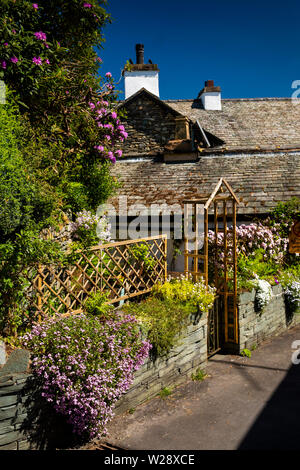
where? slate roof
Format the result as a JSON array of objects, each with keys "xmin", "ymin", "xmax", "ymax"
[
  {"xmin": 111, "ymin": 92, "xmax": 300, "ymax": 216},
  {"xmin": 165, "ymin": 98, "xmax": 300, "ymax": 153},
  {"xmin": 110, "ymin": 152, "xmax": 300, "ymax": 216}
]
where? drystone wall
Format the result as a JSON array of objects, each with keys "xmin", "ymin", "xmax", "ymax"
[
  {"xmin": 238, "ymin": 284, "xmax": 300, "ymax": 352},
  {"xmin": 115, "ymin": 312, "xmax": 208, "ymax": 414}
]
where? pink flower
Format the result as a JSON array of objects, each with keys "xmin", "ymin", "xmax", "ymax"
[
  {"xmin": 44, "ymin": 59, "xmax": 50, "ymax": 64},
  {"xmin": 83, "ymin": 3, "xmax": 92, "ymax": 7},
  {"xmin": 32, "ymin": 56, "xmax": 42, "ymax": 66},
  {"xmin": 34, "ymin": 31, "xmax": 47, "ymax": 41},
  {"xmin": 10, "ymin": 56, "xmax": 18, "ymax": 63},
  {"xmin": 107, "ymin": 152, "xmax": 116, "ymax": 163},
  {"xmin": 1, "ymin": 61, "xmax": 7, "ymax": 69},
  {"xmin": 115, "ymin": 150, "xmax": 123, "ymax": 158},
  {"xmin": 105, "ymin": 72, "xmax": 112, "ymax": 78},
  {"xmin": 111, "ymin": 111, "xmax": 117, "ymax": 119},
  {"xmin": 32, "ymin": 3, "xmax": 39, "ymax": 9}
]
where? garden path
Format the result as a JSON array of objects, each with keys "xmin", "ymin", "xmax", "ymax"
[{"xmin": 91, "ymin": 324, "xmax": 300, "ymax": 450}]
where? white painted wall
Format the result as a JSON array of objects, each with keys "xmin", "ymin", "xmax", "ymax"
[
  {"xmin": 124, "ymin": 70, "xmax": 159, "ymax": 99},
  {"xmin": 200, "ymin": 91, "xmax": 222, "ymax": 111}
]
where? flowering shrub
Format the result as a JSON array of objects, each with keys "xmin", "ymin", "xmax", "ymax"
[
  {"xmin": 21, "ymin": 311, "xmax": 151, "ymax": 439},
  {"xmin": 69, "ymin": 210, "xmax": 111, "ymax": 247},
  {"xmin": 0, "ymin": 1, "xmax": 127, "ymax": 215},
  {"xmin": 267, "ymin": 198, "xmax": 300, "ymax": 238},
  {"xmin": 153, "ymin": 274, "xmax": 216, "ymax": 314},
  {"xmin": 253, "ymin": 279, "xmax": 273, "ymax": 311},
  {"xmin": 208, "ymin": 223, "xmax": 288, "ymax": 265},
  {"xmin": 285, "ymin": 281, "xmax": 300, "ymax": 309}
]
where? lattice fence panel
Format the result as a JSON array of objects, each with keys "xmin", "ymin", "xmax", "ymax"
[{"xmin": 24, "ymin": 235, "xmax": 167, "ymax": 321}]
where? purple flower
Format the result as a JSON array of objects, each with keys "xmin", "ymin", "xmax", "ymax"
[
  {"xmin": 32, "ymin": 3, "xmax": 39, "ymax": 9},
  {"xmin": 115, "ymin": 150, "xmax": 123, "ymax": 158},
  {"xmin": 34, "ymin": 31, "xmax": 47, "ymax": 41},
  {"xmin": 4, "ymin": 43, "xmax": 8, "ymax": 47},
  {"xmin": 1, "ymin": 61, "xmax": 7, "ymax": 69},
  {"xmin": 94, "ymin": 145, "xmax": 104, "ymax": 152},
  {"xmin": 10, "ymin": 56, "xmax": 18, "ymax": 63},
  {"xmin": 32, "ymin": 56, "xmax": 42, "ymax": 66},
  {"xmin": 83, "ymin": 2, "xmax": 92, "ymax": 7},
  {"xmin": 44, "ymin": 58, "xmax": 50, "ymax": 65}
]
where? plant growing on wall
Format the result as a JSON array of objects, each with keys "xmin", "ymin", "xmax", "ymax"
[
  {"xmin": 284, "ymin": 281, "xmax": 300, "ymax": 313},
  {"xmin": 253, "ymin": 279, "xmax": 273, "ymax": 312},
  {"xmin": 21, "ymin": 309, "xmax": 151, "ymax": 439},
  {"xmin": 124, "ymin": 275, "xmax": 216, "ymax": 357}
]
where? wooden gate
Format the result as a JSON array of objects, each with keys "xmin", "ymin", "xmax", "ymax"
[{"xmin": 183, "ymin": 178, "xmax": 239, "ymax": 353}]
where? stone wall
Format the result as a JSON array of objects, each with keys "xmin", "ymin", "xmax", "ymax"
[
  {"xmin": 115, "ymin": 312, "xmax": 208, "ymax": 414},
  {"xmin": 238, "ymin": 284, "xmax": 300, "ymax": 352},
  {"xmin": 0, "ymin": 350, "xmax": 31, "ymax": 450},
  {"xmin": 117, "ymin": 94, "xmax": 178, "ymax": 156}
]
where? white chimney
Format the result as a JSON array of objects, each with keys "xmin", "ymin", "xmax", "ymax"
[
  {"xmin": 198, "ymin": 80, "xmax": 222, "ymax": 111},
  {"xmin": 124, "ymin": 44, "xmax": 159, "ymax": 99}
]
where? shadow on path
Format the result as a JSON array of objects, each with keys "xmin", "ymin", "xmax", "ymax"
[{"xmin": 237, "ymin": 363, "xmax": 300, "ymax": 449}]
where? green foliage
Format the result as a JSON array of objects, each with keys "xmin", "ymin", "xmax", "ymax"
[
  {"xmin": 123, "ymin": 297, "xmax": 193, "ymax": 358},
  {"xmin": 191, "ymin": 369, "xmax": 207, "ymax": 381},
  {"xmin": 84, "ymin": 291, "xmax": 111, "ymax": 319},
  {"xmin": 237, "ymin": 250, "xmax": 279, "ymax": 290},
  {"xmin": 277, "ymin": 262, "xmax": 300, "ymax": 288},
  {"xmin": 268, "ymin": 198, "xmax": 300, "ymax": 237},
  {"xmin": 241, "ymin": 348, "xmax": 252, "ymax": 358},
  {"xmin": 0, "ymin": 1, "xmax": 123, "ymax": 340},
  {"xmin": 0, "ymin": 102, "xmax": 62, "ymax": 339},
  {"xmin": 159, "ymin": 387, "xmax": 172, "ymax": 399},
  {"xmin": 153, "ymin": 275, "xmax": 216, "ymax": 314},
  {"xmin": 129, "ymin": 243, "xmax": 157, "ymax": 273},
  {"xmin": 123, "ymin": 277, "xmax": 216, "ymax": 358},
  {"xmin": 0, "ymin": 0, "xmax": 121, "ymax": 216}
]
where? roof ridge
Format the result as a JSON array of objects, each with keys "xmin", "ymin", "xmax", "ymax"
[{"xmin": 163, "ymin": 97, "xmax": 295, "ymax": 102}]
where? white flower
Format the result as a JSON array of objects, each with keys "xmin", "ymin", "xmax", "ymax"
[{"xmin": 253, "ymin": 279, "xmax": 272, "ymax": 311}]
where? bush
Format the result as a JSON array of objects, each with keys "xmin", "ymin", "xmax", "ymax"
[
  {"xmin": 124, "ymin": 276, "xmax": 216, "ymax": 357},
  {"xmin": 153, "ymin": 275, "xmax": 216, "ymax": 314},
  {"xmin": 267, "ymin": 198, "xmax": 300, "ymax": 238},
  {"xmin": 21, "ymin": 310, "xmax": 151, "ymax": 439}
]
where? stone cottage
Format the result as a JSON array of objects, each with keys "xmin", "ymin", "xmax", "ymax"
[{"xmin": 108, "ymin": 44, "xmax": 300, "ymax": 267}]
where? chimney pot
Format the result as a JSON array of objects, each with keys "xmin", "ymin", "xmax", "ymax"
[
  {"xmin": 205, "ymin": 80, "xmax": 214, "ymax": 88},
  {"xmin": 136, "ymin": 44, "xmax": 144, "ymax": 64}
]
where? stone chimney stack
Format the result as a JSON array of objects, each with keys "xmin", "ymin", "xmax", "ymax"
[
  {"xmin": 123, "ymin": 44, "xmax": 160, "ymax": 99},
  {"xmin": 198, "ymin": 80, "xmax": 222, "ymax": 110}
]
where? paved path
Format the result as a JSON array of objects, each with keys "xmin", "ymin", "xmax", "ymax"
[{"xmin": 98, "ymin": 325, "xmax": 300, "ymax": 450}]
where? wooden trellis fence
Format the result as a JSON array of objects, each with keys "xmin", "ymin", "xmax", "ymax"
[{"xmin": 25, "ymin": 235, "xmax": 167, "ymax": 320}]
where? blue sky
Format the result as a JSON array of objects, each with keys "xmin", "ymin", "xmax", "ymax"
[{"xmin": 99, "ymin": 0, "xmax": 300, "ymax": 100}]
